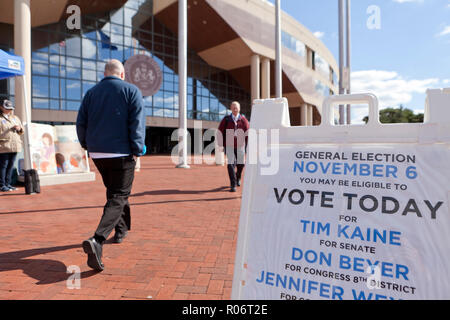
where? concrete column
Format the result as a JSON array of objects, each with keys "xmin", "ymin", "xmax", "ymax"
[
  {"xmin": 14, "ymin": 0, "xmax": 31, "ymax": 123},
  {"xmin": 300, "ymin": 104, "xmax": 308, "ymax": 126},
  {"xmin": 261, "ymin": 57, "xmax": 270, "ymax": 99},
  {"xmin": 307, "ymin": 105, "xmax": 314, "ymax": 126},
  {"xmin": 251, "ymin": 54, "xmax": 260, "ymax": 103}
]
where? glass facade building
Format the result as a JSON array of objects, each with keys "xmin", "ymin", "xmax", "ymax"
[
  {"xmin": 1, "ymin": 0, "xmax": 338, "ymax": 150},
  {"xmin": 281, "ymin": 30, "xmax": 306, "ymax": 58},
  {"xmin": 1, "ymin": 0, "xmax": 251, "ymax": 123},
  {"xmin": 281, "ymin": 29, "xmax": 335, "ymax": 97}
]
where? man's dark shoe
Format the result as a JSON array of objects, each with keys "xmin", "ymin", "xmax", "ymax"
[
  {"xmin": 113, "ymin": 231, "xmax": 128, "ymax": 244},
  {"xmin": 82, "ymin": 237, "xmax": 104, "ymax": 271},
  {"xmin": 237, "ymin": 180, "xmax": 241, "ymax": 187},
  {"xmin": 230, "ymin": 186, "xmax": 237, "ymax": 192}
]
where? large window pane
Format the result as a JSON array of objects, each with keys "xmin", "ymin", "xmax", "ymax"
[
  {"xmin": 67, "ymin": 67, "xmax": 81, "ymax": 79},
  {"xmin": 66, "ymin": 57, "xmax": 81, "ymax": 68},
  {"xmin": 66, "ymin": 37, "xmax": 81, "ymax": 57},
  {"xmin": 143, "ymin": 96, "xmax": 152, "ymax": 107},
  {"xmin": 164, "ymin": 80, "xmax": 174, "ymax": 92},
  {"xmin": 82, "ymin": 81, "xmax": 96, "ymax": 95},
  {"xmin": 50, "ymin": 99, "xmax": 60, "ymax": 110},
  {"xmin": 32, "ymin": 76, "xmax": 49, "ymax": 98},
  {"xmin": 33, "ymin": 63, "xmax": 49, "ymax": 76},
  {"xmin": 33, "ymin": 98, "xmax": 49, "ymax": 109},
  {"xmin": 32, "ymin": 52, "xmax": 48, "ymax": 63},
  {"xmin": 67, "ymin": 80, "xmax": 81, "ymax": 100},
  {"xmin": 111, "ymin": 10, "xmax": 124, "ymax": 25},
  {"xmin": 98, "ymin": 42, "xmax": 111, "ymax": 60},
  {"xmin": 83, "ymin": 60, "xmax": 96, "ymax": 70},
  {"xmin": 164, "ymin": 109, "xmax": 174, "ymax": 118},
  {"xmin": 67, "ymin": 100, "xmax": 80, "ymax": 111},
  {"xmin": 315, "ymin": 53, "xmax": 330, "ymax": 79},
  {"xmin": 154, "ymin": 91, "xmax": 164, "ymax": 108},
  {"xmin": 29, "ymin": 3, "xmax": 250, "ymax": 123},
  {"xmin": 153, "ymin": 108, "xmax": 164, "ymax": 117},
  {"xmin": 50, "ymin": 77, "xmax": 60, "ymax": 99},
  {"xmin": 110, "ymin": 45, "xmax": 124, "ymax": 61},
  {"xmin": 201, "ymin": 97, "xmax": 209, "ymax": 113},
  {"xmin": 59, "ymin": 78, "xmax": 66, "ymax": 99},
  {"xmin": 187, "ymin": 94, "xmax": 193, "ymax": 111},
  {"xmin": 83, "ymin": 69, "xmax": 96, "ymax": 81},
  {"xmin": 124, "ymin": 8, "xmax": 136, "ymax": 27},
  {"xmin": 164, "ymin": 91, "xmax": 177, "ymax": 109},
  {"xmin": 210, "ymin": 97, "xmax": 219, "ymax": 113},
  {"xmin": 82, "ymin": 38, "xmax": 97, "ymax": 59}
]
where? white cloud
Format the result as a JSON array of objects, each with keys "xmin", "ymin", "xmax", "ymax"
[
  {"xmin": 346, "ymin": 105, "xmax": 371, "ymax": 125},
  {"xmin": 82, "ymin": 36, "xmax": 97, "ymax": 59},
  {"xmin": 351, "ymin": 70, "xmax": 441, "ymax": 109},
  {"xmin": 32, "ymin": 64, "xmax": 48, "ymax": 74},
  {"xmin": 153, "ymin": 95, "xmax": 179, "ymax": 108},
  {"xmin": 313, "ymin": 31, "xmax": 325, "ymax": 39},
  {"xmin": 393, "ymin": 0, "xmax": 424, "ymax": 3},
  {"xmin": 436, "ymin": 25, "xmax": 450, "ymax": 37},
  {"xmin": 67, "ymin": 82, "xmax": 81, "ymax": 89}
]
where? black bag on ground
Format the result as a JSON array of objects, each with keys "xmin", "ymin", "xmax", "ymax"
[
  {"xmin": 31, "ymin": 169, "xmax": 40, "ymax": 194},
  {"xmin": 11, "ymin": 167, "xmax": 18, "ymax": 186},
  {"xmin": 24, "ymin": 169, "xmax": 41, "ymax": 194}
]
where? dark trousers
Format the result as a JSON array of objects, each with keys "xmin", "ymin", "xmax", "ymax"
[
  {"xmin": 92, "ymin": 156, "xmax": 136, "ymax": 242},
  {"xmin": 226, "ymin": 147, "xmax": 245, "ymax": 187},
  {"xmin": 0, "ymin": 153, "xmax": 17, "ymax": 188}
]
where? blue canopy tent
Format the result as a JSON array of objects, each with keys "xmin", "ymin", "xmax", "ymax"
[
  {"xmin": 1, "ymin": 49, "xmax": 95, "ymax": 188},
  {"xmin": 0, "ymin": 49, "xmax": 25, "ymax": 79},
  {"xmin": 0, "ymin": 49, "xmax": 33, "ymax": 173}
]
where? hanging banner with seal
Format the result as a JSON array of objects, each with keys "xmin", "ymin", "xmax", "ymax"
[
  {"xmin": 231, "ymin": 92, "xmax": 450, "ymax": 300},
  {"xmin": 124, "ymin": 54, "xmax": 162, "ymax": 97}
]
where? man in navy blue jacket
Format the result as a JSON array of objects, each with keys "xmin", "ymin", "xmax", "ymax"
[{"xmin": 76, "ymin": 59, "xmax": 146, "ymax": 271}]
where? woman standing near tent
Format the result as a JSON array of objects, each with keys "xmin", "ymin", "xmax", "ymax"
[{"xmin": 0, "ymin": 99, "xmax": 24, "ymax": 192}]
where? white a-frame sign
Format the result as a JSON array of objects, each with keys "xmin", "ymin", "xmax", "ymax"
[{"xmin": 232, "ymin": 90, "xmax": 450, "ymax": 300}]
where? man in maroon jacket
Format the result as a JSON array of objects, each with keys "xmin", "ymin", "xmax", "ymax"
[{"xmin": 217, "ymin": 101, "xmax": 250, "ymax": 192}]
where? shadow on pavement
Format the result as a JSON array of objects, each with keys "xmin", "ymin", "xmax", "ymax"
[
  {"xmin": 0, "ymin": 244, "xmax": 99, "ymax": 285},
  {"xmin": 1, "ymin": 195, "xmax": 240, "ymax": 215},
  {"xmin": 131, "ymin": 187, "xmax": 229, "ymax": 197}
]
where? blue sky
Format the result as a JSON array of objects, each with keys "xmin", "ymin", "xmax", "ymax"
[{"xmin": 269, "ymin": 0, "xmax": 450, "ymax": 122}]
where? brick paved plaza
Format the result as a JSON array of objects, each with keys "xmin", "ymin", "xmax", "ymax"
[{"xmin": 0, "ymin": 156, "xmax": 242, "ymax": 300}]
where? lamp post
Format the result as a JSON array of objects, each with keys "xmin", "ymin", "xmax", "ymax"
[
  {"xmin": 177, "ymin": 0, "xmax": 190, "ymax": 169},
  {"xmin": 346, "ymin": 0, "xmax": 351, "ymax": 125},
  {"xmin": 275, "ymin": 0, "xmax": 282, "ymax": 98},
  {"xmin": 338, "ymin": 0, "xmax": 345, "ymax": 124}
]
